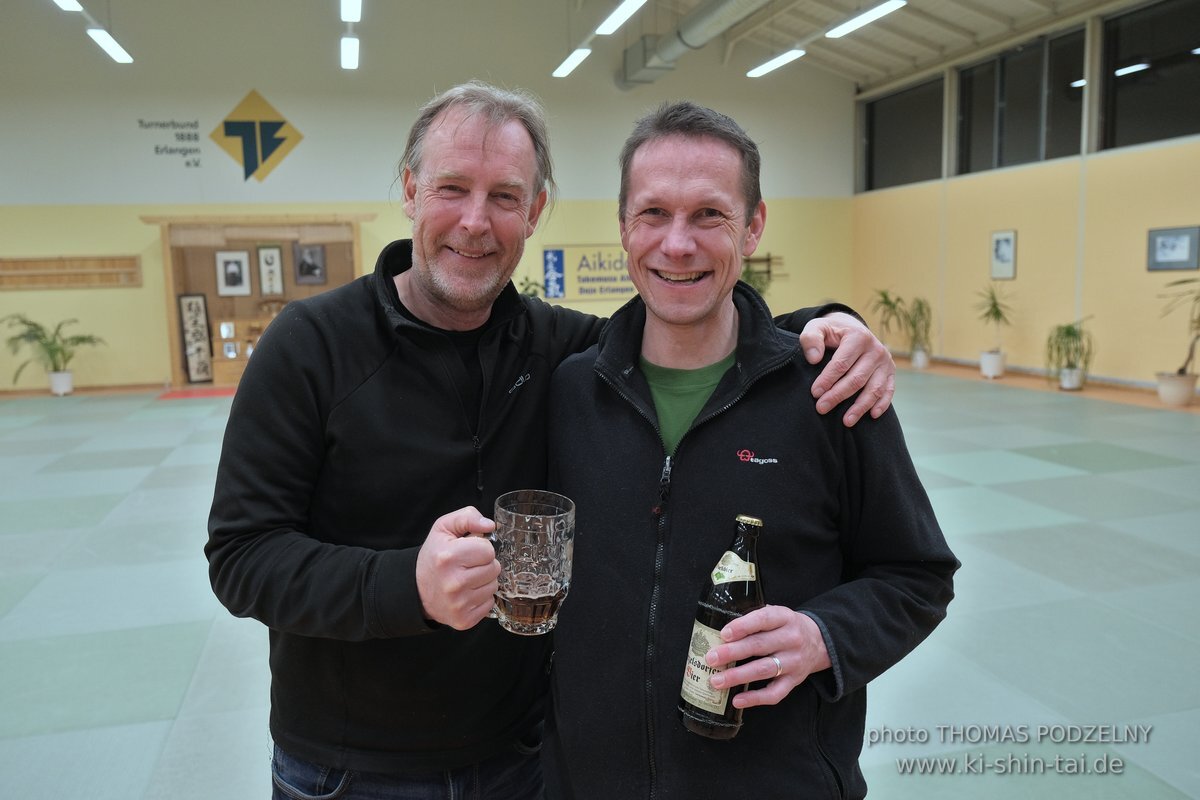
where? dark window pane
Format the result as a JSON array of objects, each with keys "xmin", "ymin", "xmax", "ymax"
[
  {"xmin": 1104, "ymin": 0, "xmax": 1200, "ymax": 148},
  {"xmin": 959, "ymin": 61, "xmax": 996, "ymax": 173},
  {"xmin": 1046, "ymin": 29, "xmax": 1085, "ymax": 159},
  {"xmin": 866, "ymin": 78, "xmax": 944, "ymax": 190},
  {"xmin": 999, "ymin": 44, "xmax": 1044, "ymax": 166}
]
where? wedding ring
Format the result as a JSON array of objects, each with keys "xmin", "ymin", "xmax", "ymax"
[{"xmin": 770, "ymin": 655, "xmax": 783, "ymax": 678}]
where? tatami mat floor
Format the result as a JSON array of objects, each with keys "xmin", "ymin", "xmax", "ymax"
[{"xmin": 1, "ymin": 367, "xmax": 1197, "ymax": 798}]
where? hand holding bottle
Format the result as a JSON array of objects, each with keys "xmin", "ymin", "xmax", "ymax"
[
  {"xmin": 706, "ymin": 605, "xmax": 832, "ymax": 709},
  {"xmin": 415, "ymin": 506, "xmax": 500, "ymax": 630}
]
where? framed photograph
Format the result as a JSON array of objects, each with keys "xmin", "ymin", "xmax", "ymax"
[
  {"xmin": 218, "ymin": 321, "xmax": 236, "ymax": 339},
  {"xmin": 990, "ymin": 230, "xmax": 1016, "ymax": 280},
  {"xmin": 216, "ymin": 250, "xmax": 252, "ymax": 296},
  {"xmin": 222, "ymin": 341, "xmax": 240, "ymax": 359},
  {"xmin": 258, "ymin": 245, "xmax": 285, "ymax": 295},
  {"xmin": 293, "ymin": 243, "xmax": 327, "ymax": 285},
  {"xmin": 1147, "ymin": 226, "xmax": 1200, "ymax": 271},
  {"xmin": 177, "ymin": 293, "xmax": 213, "ymax": 383}
]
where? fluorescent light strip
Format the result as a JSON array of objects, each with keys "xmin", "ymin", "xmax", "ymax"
[
  {"xmin": 553, "ymin": 48, "xmax": 591, "ymax": 77},
  {"xmin": 1070, "ymin": 78, "xmax": 1086, "ymax": 88},
  {"xmin": 595, "ymin": 0, "xmax": 647, "ymax": 35},
  {"xmin": 826, "ymin": 0, "xmax": 906, "ymax": 39},
  {"xmin": 1113, "ymin": 62, "xmax": 1150, "ymax": 77},
  {"xmin": 341, "ymin": 0, "xmax": 362, "ymax": 23},
  {"xmin": 1192, "ymin": 47, "xmax": 1200, "ymax": 55},
  {"xmin": 747, "ymin": 49, "xmax": 805, "ymax": 78},
  {"xmin": 341, "ymin": 35, "xmax": 360, "ymax": 69},
  {"xmin": 86, "ymin": 28, "xmax": 132, "ymax": 63},
  {"xmin": 52, "ymin": 0, "xmax": 83, "ymax": 10}
]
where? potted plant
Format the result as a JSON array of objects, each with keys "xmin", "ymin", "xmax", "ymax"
[
  {"xmin": 1156, "ymin": 277, "xmax": 1199, "ymax": 406},
  {"xmin": 1045, "ymin": 318, "xmax": 1093, "ymax": 391},
  {"xmin": 2, "ymin": 314, "xmax": 105, "ymax": 396},
  {"xmin": 904, "ymin": 296, "xmax": 933, "ymax": 369},
  {"xmin": 975, "ymin": 284, "xmax": 1013, "ymax": 379},
  {"xmin": 869, "ymin": 289, "xmax": 906, "ymax": 352}
]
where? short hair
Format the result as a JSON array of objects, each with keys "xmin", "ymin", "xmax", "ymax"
[
  {"xmin": 618, "ymin": 101, "xmax": 762, "ymax": 224},
  {"xmin": 400, "ymin": 81, "xmax": 556, "ymax": 207}
]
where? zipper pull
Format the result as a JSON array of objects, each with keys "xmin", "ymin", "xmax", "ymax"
[{"xmin": 651, "ymin": 455, "xmax": 672, "ymax": 517}]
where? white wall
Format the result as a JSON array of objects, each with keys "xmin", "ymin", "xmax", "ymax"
[{"xmin": 0, "ymin": 0, "xmax": 856, "ymax": 206}]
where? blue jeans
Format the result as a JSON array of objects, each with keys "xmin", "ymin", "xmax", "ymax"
[{"xmin": 270, "ymin": 736, "xmax": 544, "ymax": 800}]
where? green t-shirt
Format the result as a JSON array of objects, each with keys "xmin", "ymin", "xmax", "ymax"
[{"xmin": 640, "ymin": 353, "xmax": 736, "ymax": 454}]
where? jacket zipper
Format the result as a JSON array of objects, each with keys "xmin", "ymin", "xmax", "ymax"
[{"xmin": 595, "ymin": 352, "xmax": 792, "ymax": 799}]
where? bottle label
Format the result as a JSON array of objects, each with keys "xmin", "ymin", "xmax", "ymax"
[
  {"xmin": 711, "ymin": 551, "xmax": 756, "ymax": 585},
  {"xmin": 680, "ymin": 620, "xmax": 728, "ymax": 714}
]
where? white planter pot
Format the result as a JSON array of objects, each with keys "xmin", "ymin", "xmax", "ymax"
[
  {"xmin": 980, "ymin": 351, "xmax": 1005, "ymax": 379},
  {"xmin": 1058, "ymin": 367, "xmax": 1084, "ymax": 391},
  {"xmin": 910, "ymin": 348, "xmax": 930, "ymax": 370},
  {"xmin": 1156, "ymin": 372, "xmax": 1198, "ymax": 407},
  {"xmin": 48, "ymin": 371, "xmax": 74, "ymax": 396}
]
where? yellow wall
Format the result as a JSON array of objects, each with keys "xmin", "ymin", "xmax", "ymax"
[
  {"xmin": 2, "ymin": 196, "xmax": 853, "ymax": 393},
  {"xmin": 852, "ymin": 135, "xmax": 1200, "ymax": 386},
  {"xmin": 13, "ymin": 133, "xmax": 1196, "ymax": 394}
]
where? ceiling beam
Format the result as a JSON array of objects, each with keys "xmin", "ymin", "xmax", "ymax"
[
  {"xmin": 722, "ymin": 0, "xmax": 805, "ymax": 64},
  {"xmin": 951, "ymin": 0, "xmax": 1017, "ymax": 29},
  {"xmin": 902, "ymin": 5, "xmax": 979, "ymax": 44}
]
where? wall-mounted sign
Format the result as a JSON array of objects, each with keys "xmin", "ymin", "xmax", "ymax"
[
  {"xmin": 210, "ymin": 90, "xmax": 303, "ymax": 182},
  {"xmin": 542, "ymin": 245, "xmax": 635, "ymax": 303}
]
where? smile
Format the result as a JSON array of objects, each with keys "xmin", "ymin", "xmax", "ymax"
[
  {"xmin": 448, "ymin": 245, "xmax": 492, "ymax": 259},
  {"xmin": 654, "ymin": 270, "xmax": 704, "ymax": 284}
]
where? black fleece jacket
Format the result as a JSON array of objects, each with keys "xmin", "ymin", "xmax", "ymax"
[
  {"xmin": 207, "ymin": 240, "xmax": 839, "ymax": 773},
  {"xmin": 543, "ymin": 284, "xmax": 958, "ymax": 799}
]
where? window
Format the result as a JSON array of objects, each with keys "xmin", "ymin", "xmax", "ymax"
[
  {"xmin": 958, "ymin": 61, "xmax": 996, "ymax": 174},
  {"xmin": 958, "ymin": 30, "xmax": 1083, "ymax": 175},
  {"xmin": 865, "ymin": 78, "xmax": 943, "ymax": 191},
  {"xmin": 1045, "ymin": 30, "xmax": 1085, "ymax": 159},
  {"xmin": 1103, "ymin": 0, "xmax": 1200, "ymax": 148}
]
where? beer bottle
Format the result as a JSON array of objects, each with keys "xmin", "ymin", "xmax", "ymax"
[{"xmin": 679, "ymin": 514, "xmax": 765, "ymax": 740}]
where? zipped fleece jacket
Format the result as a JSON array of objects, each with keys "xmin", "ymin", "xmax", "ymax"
[
  {"xmin": 543, "ymin": 284, "xmax": 958, "ymax": 799},
  {"xmin": 205, "ymin": 240, "xmax": 607, "ymax": 773}
]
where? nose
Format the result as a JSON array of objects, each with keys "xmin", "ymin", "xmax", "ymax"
[
  {"xmin": 459, "ymin": 191, "xmax": 491, "ymax": 236},
  {"xmin": 659, "ymin": 213, "xmax": 696, "ymax": 259}
]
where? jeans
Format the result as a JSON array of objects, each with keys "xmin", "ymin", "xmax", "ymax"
[{"xmin": 270, "ymin": 734, "xmax": 544, "ymax": 800}]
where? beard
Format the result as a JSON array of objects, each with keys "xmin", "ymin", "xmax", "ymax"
[{"xmin": 414, "ymin": 239, "xmax": 520, "ymax": 317}]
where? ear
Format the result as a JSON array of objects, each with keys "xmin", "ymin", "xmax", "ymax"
[
  {"xmin": 742, "ymin": 200, "xmax": 767, "ymax": 257},
  {"xmin": 401, "ymin": 167, "xmax": 417, "ymax": 220},
  {"xmin": 524, "ymin": 189, "xmax": 549, "ymax": 237}
]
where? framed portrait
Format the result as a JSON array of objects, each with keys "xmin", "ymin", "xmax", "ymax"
[
  {"xmin": 218, "ymin": 321, "xmax": 236, "ymax": 339},
  {"xmin": 222, "ymin": 341, "xmax": 240, "ymax": 359},
  {"xmin": 216, "ymin": 250, "xmax": 252, "ymax": 296},
  {"xmin": 177, "ymin": 293, "xmax": 213, "ymax": 383},
  {"xmin": 1147, "ymin": 227, "xmax": 1200, "ymax": 271},
  {"xmin": 990, "ymin": 230, "xmax": 1016, "ymax": 280},
  {"xmin": 258, "ymin": 245, "xmax": 285, "ymax": 295},
  {"xmin": 293, "ymin": 242, "xmax": 327, "ymax": 285}
]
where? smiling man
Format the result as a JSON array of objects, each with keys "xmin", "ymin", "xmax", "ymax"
[
  {"xmin": 208, "ymin": 83, "xmax": 901, "ymax": 800},
  {"xmin": 543, "ymin": 102, "xmax": 958, "ymax": 799}
]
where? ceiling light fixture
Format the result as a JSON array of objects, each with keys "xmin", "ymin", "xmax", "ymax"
[
  {"xmin": 826, "ymin": 0, "xmax": 906, "ymax": 39},
  {"xmin": 747, "ymin": 48, "xmax": 805, "ymax": 78},
  {"xmin": 1113, "ymin": 62, "xmax": 1150, "ymax": 77},
  {"xmin": 1069, "ymin": 78, "xmax": 1086, "ymax": 88},
  {"xmin": 553, "ymin": 47, "xmax": 592, "ymax": 78},
  {"xmin": 86, "ymin": 27, "xmax": 132, "ymax": 63},
  {"xmin": 341, "ymin": 0, "xmax": 362, "ymax": 23},
  {"xmin": 341, "ymin": 35, "xmax": 360, "ymax": 69},
  {"xmin": 51, "ymin": 0, "xmax": 83, "ymax": 10},
  {"xmin": 595, "ymin": 0, "xmax": 647, "ymax": 35}
]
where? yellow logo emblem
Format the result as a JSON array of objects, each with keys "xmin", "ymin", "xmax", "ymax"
[{"xmin": 210, "ymin": 90, "xmax": 303, "ymax": 182}]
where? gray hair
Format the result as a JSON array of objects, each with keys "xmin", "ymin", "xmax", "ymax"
[
  {"xmin": 618, "ymin": 101, "xmax": 761, "ymax": 224},
  {"xmin": 401, "ymin": 81, "xmax": 556, "ymax": 206}
]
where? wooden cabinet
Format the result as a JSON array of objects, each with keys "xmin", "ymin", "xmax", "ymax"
[{"xmin": 211, "ymin": 316, "xmax": 272, "ymax": 386}]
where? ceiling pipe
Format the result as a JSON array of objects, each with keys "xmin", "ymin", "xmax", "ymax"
[{"xmin": 622, "ymin": 0, "xmax": 775, "ymax": 86}]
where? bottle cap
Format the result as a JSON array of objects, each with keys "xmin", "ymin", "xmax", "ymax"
[{"xmin": 735, "ymin": 514, "xmax": 763, "ymax": 527}]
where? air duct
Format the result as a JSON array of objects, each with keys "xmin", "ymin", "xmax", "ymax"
[{"xmin": 621, "ymin": 0, "xmax": 774, "ymax": 85}]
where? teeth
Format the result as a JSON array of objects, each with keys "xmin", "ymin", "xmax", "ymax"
[{"xmin": 656, "ymin": 270, "xmax": 703, "ymax": 283}]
